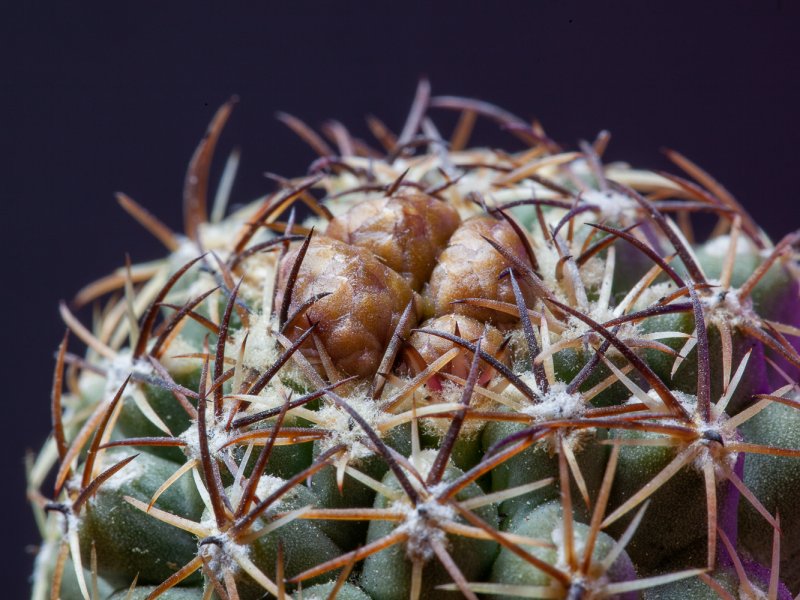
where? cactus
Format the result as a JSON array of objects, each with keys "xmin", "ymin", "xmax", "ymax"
[{"xmin": 28, "ymin": 82, "xmax": 800, "ymax": 599}]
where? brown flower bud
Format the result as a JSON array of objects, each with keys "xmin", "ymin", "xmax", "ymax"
[
  {"xmin": 408, "ymin": 314, "xmax": 508, "ymax": 383},
  {"xmin": 277, "ymin": 235, "xmax": 419, "ymax": 379},
  {"xmin": 326, "ymin": 193, "xmax": 461, "ymax": 291},
  {"xmin": 424, "ymin": 216, "xmax": 536, "ymax": 323}
]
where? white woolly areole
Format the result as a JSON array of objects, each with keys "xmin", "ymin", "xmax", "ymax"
[
  {"xmin": 231, "ymin": 311, "xmax": 281, "ymax": 371},
  {"xmin": 581, "ymin": 189, "xmax": 638, "ymax": 222},
  {"xmin": 180, "ymin": 270, "xmax": 218, "ymax": 306},
  {"xmin": 169, "ymin": 235, "xmax": 203, "ymax": 272},
  {"xmin": 502, "ymin": 371, "xmax": 543, "ymax": 406},
  {"xmin": 694, "ymin": 425, "xmax": 740, "ymax": 475},
  {"xmin": 65, "ymin": 512, "xmax": 82, "ymax": 542},
  {"xmin": 503, "ymin": 372, "xmax": 588, "ymax": 424},
  {"xmin": 578, "ymin": 254, "xmax": 607, "ymax": 292},
  {"xmin": 419, "ymin": 379, "xmax": 487, "ymax": 438},
  {"xmin": 641, "ymin": 390, "xmax": 740, "ymax": 474},
  {"xmin": 566, "ymin": 157, "xmax": 593, "ymax": 182},
  {"xmin": 178, "ymin": 412, "xmax": 227, "ymax": 463},
  {"xmin": 632, "ymin": 281, "xmax": 679, "ymax": 312},
  {"xmin": 171, "ymin": 218, "xmax": 256, "ymax": 268},
  {"xmin": 177, "ymin": 423, "xmax": 203, "ymax": 463},
  {"xmin": 315, "ymin": 395, "xmax": 389, "ymax": 460},
  {"xmin": 700, "ymin": 287, "xmax": 757, "ymax": 328},
  {"xmin": 168, "ymin": 215, "xmax": 278, "ymax": 306},
  {"xmin": 198, "ymin": 527, "xmax": 250, "ymax": 580},
  {"xmin": 229, "ymin": 310, "xmax": 312, "ymax": 394},
  {"xmin": 526, "ymin": 241, "xmax": 571, "ymax": 303},
  {"xmin": 102, "ymin": 351, "xmax": 154, "ymax": 402},
  {"xmin": 696, "ymin": 396, "xmax": 740, "ymax": 474},
  {"xmin": 556, "ymin": 292, "xmax": 642, "ymax": 346},
  {"xmin": 254, "ymin": 474, "xmax": 299, "ymax": 510},
  {"xmin": 639, "ymin": 388, "xmax": 697, "ymax": 418},
  {"xmin": 668, "ymin": 389, "xmax": 697, "ymax": 414},
  {"xmin": 393, "ymin": 497, "xmax": 456, "ymax": 562},
  {"xmin": 522, "ymin": 382, "xmax": 586, "ymax": 422},
  {"xmin": 196, "ymin": 476, "xmax": 292, "ymax": 579}
]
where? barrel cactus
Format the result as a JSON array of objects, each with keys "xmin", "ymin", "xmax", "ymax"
[{"xmin": 28, "ymin": 81, "xmax": 800, "ymax": 599}]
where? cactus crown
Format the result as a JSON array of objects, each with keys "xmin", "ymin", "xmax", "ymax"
[{"xmin": 28, "ymin": 82, "xmax": 800, "ymax": 600}]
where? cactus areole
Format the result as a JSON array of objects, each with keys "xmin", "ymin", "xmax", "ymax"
[{"xmin": 29, "ymin": 84, "xmax": 800, "ymax": 600}]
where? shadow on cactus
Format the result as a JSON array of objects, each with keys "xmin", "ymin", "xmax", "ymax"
[{"xmin": 27, "ymin": 81, "xmax": 800, "ymax": 599}]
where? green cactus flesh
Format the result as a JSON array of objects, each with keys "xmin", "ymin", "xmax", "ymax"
[{"xmin": 28, "ymin": 87, "xmax": 800, "ymax": 599}]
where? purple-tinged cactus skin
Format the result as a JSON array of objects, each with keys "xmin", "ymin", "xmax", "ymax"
[{"xmin": 28, "ymin": 83, "xmax": 800, "ymax": 599}]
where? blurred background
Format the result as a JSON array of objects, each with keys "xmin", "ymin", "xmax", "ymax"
[{"xmin": 3, "ymin": 0, "xmax": 799, "ymax": 594}]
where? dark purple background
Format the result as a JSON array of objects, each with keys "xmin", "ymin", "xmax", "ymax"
[{"xmin": 3, "ymin": 1, "xmax": 799, "ymax": 594}]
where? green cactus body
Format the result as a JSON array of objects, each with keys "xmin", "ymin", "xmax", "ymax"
[
  {"xmin": 606, "ymin": 427, "xmax": 709, "ymax": 571},
  {"xmin": 230, "ymin": 415, "xmax": 315, "ymax": 481},
  {"xmin": 115, "ymin": 370, "xmax": 202, "ymax": 463},
  {"xmin": 225, "ymin": 479, "xmax": 342, "ymax": 597},
  {"xmin": 78, "ymin": 449, "xmax": 204, "ymax": 587},
  {"xmin": 483, "ymin": 421, "xmax": 607, "ymax": 522},
  {"xmin": 640, "ymin": 310, "xmax": 768, "ymax": 415},
  {"xmin": 556, "ymin": 351, "xmax": 634, "ymax": 409},
  {"xmin": 311, "ymin": 422, "xmax": 412, "ymax": 550},
  {"xmin": 739, "ymin": 398, "xmax": 800, "ymax": 592},
  {"xmin": 359, "ymin": 452, "xmax": 499, "ymax": 600},
  {"xmin": 489, "ymin": 500, "xmax": 638, "ymax": 599}
]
